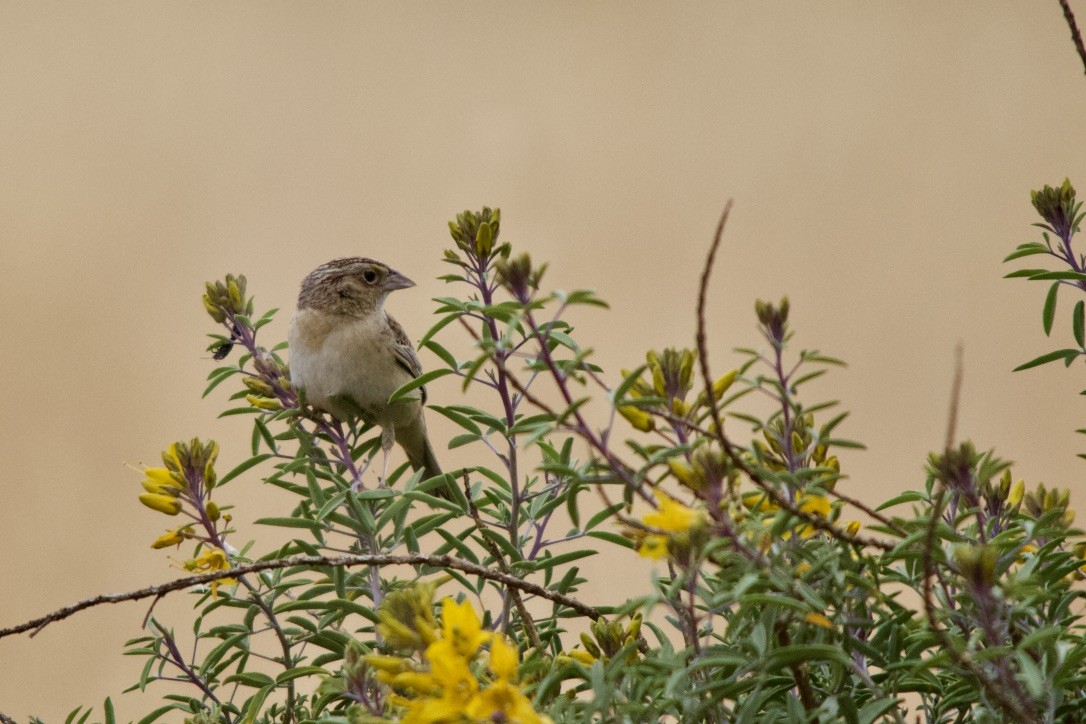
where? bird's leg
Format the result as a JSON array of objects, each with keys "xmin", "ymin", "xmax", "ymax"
[
  {"xmin": 379, "ymin": 425, "xmax": 396, "ymax": 487},
  {"xmin": 353, "ymin": 454, "xmax": 376, "ymax": 491}
]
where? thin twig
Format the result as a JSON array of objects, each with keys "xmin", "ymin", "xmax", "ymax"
[
  {"xmin": 825, "ymin": 486, "xmax": 908, "ymax": 536},
  {"xmin": 944, "ymin": 343, "xmax": 963, "ymax": 453},
  {"xmin": 919, "ymin": 347, "xmax": 1040, "ymax": 723},
  {"xmin": 0, "ymin": 712, "xmax": 16, "ymax": 724},
  {"xmin": 693, "ymin": 201, "xmax": 894, "ymax": 552},
  {"xmin": 1059, "ymin": 0, "xmax": 1086, "ymax": 75},
  {"xmin": 0, "ymin": 552, "xmax": 601, "ymax": 641},
  {"xmin": 461, "ymin": 472, "xmax": 545, "ymax": 651}
]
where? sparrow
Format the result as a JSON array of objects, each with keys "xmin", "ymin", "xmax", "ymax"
[{"xmin": 288, "ymin": 257, "xmax": 445, "ymax": 492}]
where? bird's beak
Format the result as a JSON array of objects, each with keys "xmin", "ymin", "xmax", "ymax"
[{"xmin": 383, "ymin": 270, "xmax": 416, "ymax": 292}]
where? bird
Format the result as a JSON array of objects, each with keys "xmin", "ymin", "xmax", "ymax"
[{"xmin": 287, "ymin": 257, "xmax": 447, "ymax": 495}]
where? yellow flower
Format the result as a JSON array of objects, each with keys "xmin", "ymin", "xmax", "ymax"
[
  {"xmin": 637, "ymin": 534, "xmax": 670, "ymax": 560},
  {"xmin": 636, "ymin": 491, "xmax": 705, "ymax": 560},
  {"xmin": 441, "ymin": 597, "xmax": 490, "ymax": 659},
  {"xmin": 467, "ymin": 679, "xmax": 550, "ymax": 724},
  {"xmin": 792, "ymin": 493, "xmax": 831, "ymax": 538},
  {"xmin": 150, "ymin": 529, "xmax": 186, "ymax": 549},
  {"xmin": 488, "ymin": 635, "xmax": 518, "ymax": 680},
  {"xmin": 184, "ymin": 547, "xmax": 235, "ymax": 596},
  {"xmin": 381, "ymin": 597, "xmax": 552, "ymax": 724},
  {"xmin": 798, "ymin": 493, "xmax": 830, "ymax": 518},
  {"xmin": 741, "ymin": 490, "xmax": 774, "ymax": 513},
  {"xmin": 643, "ymin": 491, "xmax": 697, "ymax": 533},
  {"xmin": 804, "ymin": 612, "xmax": 834, "ymax": 629}
]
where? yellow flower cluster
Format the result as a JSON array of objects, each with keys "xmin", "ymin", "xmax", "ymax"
[
  {"xmin": 616, "ymin": 348, "xmax": 738, "ymax": 433},
  {"xmin": 367, "ymin": 597, "xmax": 551, "ymax": 724},
  {"xmin": 637, "ymin": 491, "xmax": 706, "ymax": 561},
  {"xmin": 740, "ymin": 489, "xmax": 857, "ymax": 545},
  {"xmin": 559, "ymin": 614, "xmax": 643, "ymax": 667},
  {"xmin": 137, "ymin": 439, "xmax": 229, "ymax": 546}
]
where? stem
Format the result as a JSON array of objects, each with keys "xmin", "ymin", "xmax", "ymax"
[
  {"xmin": 154, "ymin": 621, "xmax": 228, "ymax": 718},
  {"xmin": 0, "ymin": 554, "xmax": 603, "ymax": 641}
]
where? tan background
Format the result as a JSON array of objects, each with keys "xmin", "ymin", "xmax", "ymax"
[{"xmin": 3, "ymin": 1, "xmax": 1086, "ymax": 719}]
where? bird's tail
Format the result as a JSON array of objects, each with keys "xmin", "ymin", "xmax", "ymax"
[{"xmin": 397, "ymin": 420, "xmax": 455, "ymax": 499}]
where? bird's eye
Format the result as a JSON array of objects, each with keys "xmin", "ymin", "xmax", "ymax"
[{"xmin": 362, "ymin": 270, "xmax": 378, "ymax": 284}]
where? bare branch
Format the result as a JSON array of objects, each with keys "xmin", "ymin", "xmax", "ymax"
[
  {"xmin": 1059, "ymin": 0, "xmax": 1086, "ymax": 75},
  {"xmin": 693, "ymin": 201, "xmax": 895, "ymax": 552},
  {"xmin": 0, "ymin": 552, "xmax": 602, "ymax": 641},
  {"xmin": 944, "ymin": 343, "xmax": 964, "ymax": 452}
]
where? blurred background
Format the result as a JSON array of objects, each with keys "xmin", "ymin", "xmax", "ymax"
[{"xmin": 3, "ymin": 1, "xmax": 1086, "ymax": 718}]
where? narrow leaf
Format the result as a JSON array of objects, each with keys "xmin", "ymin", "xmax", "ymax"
[
  {"xmin": 1014, "ymin": 348, "xmax": 1080, "ymax": 371},
  {"xmin": 1044, "ymin": 281, "xmax": 1059, "ymax": 336}
]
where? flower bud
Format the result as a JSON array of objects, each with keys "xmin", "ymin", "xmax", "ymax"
[
  {"xmin": 953, "ymin": 543, "xmax": 997, "ymax": 588},
  {"xmin": 226, "ymin": 278, "xmax": 243, "ymax": 312},
  {"xmin": 243, "ymin": 376, "xmax": 276, "ymax": 397},
  {"xmin": 567, "ymin": 649, "xmax": 597, "ymax": 666},
  {"xmin": 711, "ymin": 370, "xmax": 738, "ymax": 401},
  {"xmin": 579, "ymin": 633, "xmax": 601, "ymax": 659},
  {"xmin": 141, "ymin": 478, "xmax": 181, "ymax": 497},
  {"xmin": 618, "ymin": 404, "xmax": 654, "ymax": 432},
  {"xmin": 667, "ymin": 459, "xmax": 697, "ymax": 489},
  {"xmin": 205, "ymin": 501, "xmax": 220, "ymax": 521},
  {"xmin": 363, "ymin": 654, "xmax": 408, "ymax": 674},
  {"xmin": 151, "ymin": 529, "xmax": 186, "ymax": 549},
  {"xmin": 1008, "ymin": 479, "xmax": 1025, "ymax": 508},
  {"xmin": 140, "ymin": 493, "xmax": 182, "ymax": 516},
  {"xmin": 804, "ymin": 612, "xmax": 833, "ymax": 629},
  {"xmin": 475, "ymin": 221, "xmax": 493, "ymax": 257},
  {"xmin": 202, "ymin": 295, "xmax": 226, "ymax": 323},
  {"xmin": 246, "ymin": 394, "xmax": 282, "ymax": 411}
]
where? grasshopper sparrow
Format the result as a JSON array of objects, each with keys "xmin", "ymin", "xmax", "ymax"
[{"xmin": 288, "ymin": 257, "xmax": 445, "ymax": 492}]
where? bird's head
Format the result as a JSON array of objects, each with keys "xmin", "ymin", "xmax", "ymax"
[{"xmin": 297, "ymin": 257, "xmax": 415, "ymax": 316}]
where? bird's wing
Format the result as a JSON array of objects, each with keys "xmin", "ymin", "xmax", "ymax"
[{"xmin": 386, "ymin": 313, "xmax": 427, "ymax": 403}]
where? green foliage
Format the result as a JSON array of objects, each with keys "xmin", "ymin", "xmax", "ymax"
[{"xmin": 54, "ymin": 196, "xmax": 1086, "ymax": 723}]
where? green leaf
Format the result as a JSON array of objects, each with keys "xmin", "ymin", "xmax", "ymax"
[
  {"xmin": 587, "ymin": 531, "xmax": 634, "ymax": 548},
  {"xmin": 526, "ymin": 549, "xmax": 596, "ymax": 573},
  {"xmin": 276, "ymin": 665, "xmax": 330, "ymax": 684},
  {"xmin": 1014, "ymin": 348, "xmax": 1080, "ymax": 371},
  {"xmin": 103, "ymin": 698, "xmax": 115, "ymax": 724},
  {"xmin": 254, "ymin": 516, "xmax": 325, "ymax": 532},
  {"xmin": 1003, "ymin": 268, "xmax": 1049, "ymax": 278},
  {"xmin": 240, "ymin": 685, "xmax": 273, "ymax": 724},
  {"xmin": 1002, "ymin": 244, "xmax": 1050, "ymax": 261},
  {"xmin": 766, "ymin": 643, "xmax": 850, "ymax": 668},
  {"xmin": 1075, "ymin": 300, "xmax": 1085, "ymax": 348},
  {"xmin": 225, "ymin": 671, "xmax": 275, "ymax": 688},
  {"xmin": 431, "ymin": 406, "xmax": 482, "ymax": 435},
  {"xmin": 421, "ymin": 339, "xmax": 460, "ymax": 370},
  {"xmin": 389, "ymin": 368, "xmax": 454, "ymax": 404},
  {"xmin": 1030, "ymin": 270, "xmax": 1086, "ymax": 281},
  {"xmin": 1044, "ymin": 281, "xmax": 1059, "ymax": 335},
  {"xmin": 875, "ymin": 490, "xmax": 926, "ymax": 510},
  {"xmin": 137, "ymin": 705, "xmax": 184, "ymax": 724},
  {"xmin": 203, "ymin": 367, "xmax": 238, "ymax": 398},
  {"xmin": 217, "ymin": 454, "xmax": 273, "ymax": 487},
  {"xmin": 419, "ymin": 312, "xmax": 462, "ymax": 346},
  {"xmin": 585, "ymin": 503, "xmax": 624, "ymax": 531}
]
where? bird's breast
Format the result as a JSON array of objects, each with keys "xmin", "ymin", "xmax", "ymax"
[{"xmin": 289, "ymin": 309, "xmax": 418, "ymax": 424}]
